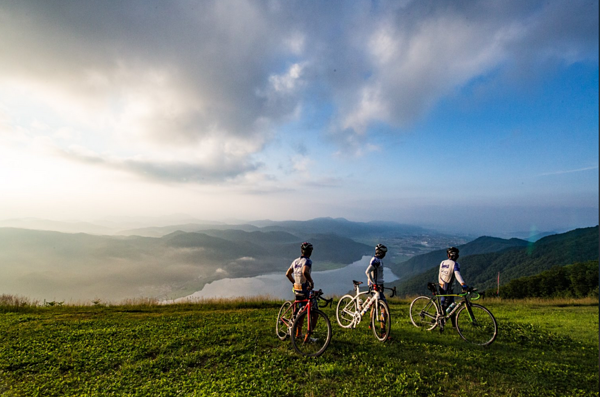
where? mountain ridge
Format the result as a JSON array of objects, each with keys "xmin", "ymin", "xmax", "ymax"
[{"xmin": 392, "ymin": 226, "xmax": 599, "ymax": 296}]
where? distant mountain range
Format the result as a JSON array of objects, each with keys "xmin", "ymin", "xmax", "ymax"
[
  {"xmin": 117, "ymin": 217, "xmax": 429, "ymax": 239},
  {"xmin": 0, "ymin": 216, "xmax": 429, "ymax": 239},
  {"xmin": 392, "ymin": 226, "xmax": 599, "ymax": 296},
  {"xmin": 0, "ymin": 226, "xmax": 371, "ymax": 302},
  {"xmin": 0, "ymin": 217, "xmax": 595, "ymax": 302}
]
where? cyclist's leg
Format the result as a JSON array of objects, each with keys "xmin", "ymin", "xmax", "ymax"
[
  {"xmin": 294, "ymin": 292, "xmax": 307, "ymax": 337},
  {"xmin": 439, "ymin": 285, "xmax": 456, "ymax": 326},
  {"xmin": 371, "ymin": 299, "xmax": 391, "ymax": 342},
  {"xmin": 305, "ymin": 309, "xmax": 320, "ymax": 342},
  {"xmin": 378, "ymin": 287, "xmax": 386, "ymax": 329}
]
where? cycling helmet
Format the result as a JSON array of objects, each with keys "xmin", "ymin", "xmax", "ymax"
[
  {"xmin": 447, "ymin": 247, "xmax": 459, "ymax": 260},
  {"xmin": 301, "ymin": 242, "xmax": 313, "ymax": 256},
  {"xmin": 375, "ymin": 243, "xmax": 387, "ymax": 258}
]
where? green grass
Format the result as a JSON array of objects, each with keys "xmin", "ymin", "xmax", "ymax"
[{"xmin": 0, "ymin": 297, "xmax": 597, "ymax": 396}]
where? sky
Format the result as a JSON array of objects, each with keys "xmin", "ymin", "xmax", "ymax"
[{"xmin": 0, "ymin": 0, "xmax": 598, "ymax": 235}]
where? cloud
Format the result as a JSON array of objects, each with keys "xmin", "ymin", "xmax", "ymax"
[
  {"xmin": 0, "ymin": 0, "xmax": 597, "ymax": 171},
  {"xmin": 58, "ymin": 145, "xmax": 261, "ymax": 184},
  {"xmin": 317, "ymin": 1, "xmax": 598, "ymax": 154},
  {"xmin": 539, "ymin": 166, "xmax": 599, "ymax": 177}
]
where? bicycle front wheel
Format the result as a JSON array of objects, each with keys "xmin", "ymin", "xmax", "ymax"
[
  {"xmin": 291, "ymin": 309, "xmax": 332, "ymax": 357},
  {"xmin": 455, "ymin": 303, "xmax": 498, "ymax": 346},
  {"xmin": 336, "ymin": 294, "xmax": 358, "ymax": 328},
  {"xmin": 409, "ymin": 296, "xmax": 438, "ymax": 331},
  {"xmin": 371, "ymin": 300, "xmax": 391, "ymax": 342},
  {"xmin": 276, "ymin": 301, "xmax": 294, "ymax": 340}
]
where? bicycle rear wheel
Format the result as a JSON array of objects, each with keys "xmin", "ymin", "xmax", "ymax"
[
  {"xmin": 371, "ymin": 300, "xmax": 391, "ymax": 342},
  {"xmin": 276, "ymin": 301, "xmax": 294, "ymax": 340},
  {"xmin": 291, "ymin": 309, "xmax": 332, "ymax": 357},
  {"xmin": 336, "ymin": 294, "xmax": 357, "ymax": 328},
  {"xmin": 455, "ymin": 303, "xmax": 498, "ymax": 346},
  {"xmin": 409, "ymin": 296, "xmax": 438, "ymax": 331}
]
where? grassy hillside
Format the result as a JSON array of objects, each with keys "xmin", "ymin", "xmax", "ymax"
[
  {"xmin": 392, "ymin": 226, "xmax": 599, "ymax": 296},
  {"xmin": 0, "ymin": 298, "xmax": 597, "ymax": 396}
]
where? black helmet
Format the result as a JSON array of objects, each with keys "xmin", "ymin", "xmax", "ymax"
[
  {"xmin": 375, "ymin": 243, "xmax": 387, "ymax": 258},
  {"xmin": 301, "ymin": 242, "xmax": 313, "ymax": 256},
  {"xmin": 447, "ymin": 247, "xmax": 459, "ymax": 260}
]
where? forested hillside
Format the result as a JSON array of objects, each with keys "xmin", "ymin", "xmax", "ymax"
[
  {"xmin": 393, "ymin": 226, "xmax": 599, "ymax": 296},
  {"xmin": 493, "ymin": 260, "xmax": 598, "ymax": 298},
  {"xmin": 389, "ymin": 236, "xmax": 530, "ymax": 280}
]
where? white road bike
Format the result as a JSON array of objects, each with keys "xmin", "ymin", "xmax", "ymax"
[{"xmin": 335, "ymin": 280, "xmax": 395, "ymax": 342}]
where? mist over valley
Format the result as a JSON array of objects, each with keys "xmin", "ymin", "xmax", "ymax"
[{"xmin": 1, "ymin": 216, "xmax": 594, "ymax": 303}]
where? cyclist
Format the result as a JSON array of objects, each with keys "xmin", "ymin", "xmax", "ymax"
[
  {"xmin": 438, "ymin": 247, "xmax": 468, "ymax": 327},
  {"xmin": 285, "ymin": 242, "xmax": 315, "ymax": 340},
  {"xmin": 365, "ymin": 244, "xmax": 388, "ymax": 331},
  {"xmin": 366, "ymin": 243, "xmax": 387, "ymax": 298}
]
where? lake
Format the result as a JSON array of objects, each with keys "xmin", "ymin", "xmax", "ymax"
[{"xmin": 173, "ymin": 255, "xmax": 399, "ymax": 301}]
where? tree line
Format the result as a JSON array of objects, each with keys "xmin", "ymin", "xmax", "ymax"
[{"xmin": 488, "ymin": 260, "xmax": 599, "ymax": 299}]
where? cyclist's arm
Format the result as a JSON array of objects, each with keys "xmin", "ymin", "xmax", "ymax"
[
  {"xmin": 453, "ymin": 263, "xmax": 466, "ymax": 287},
  {"xmin": 285, "ymin": 267, "xmax": 294, "ymax": 284},
  {"xmin": 365, "ymin": 264, "xmax": 376, "ymax": 285}
]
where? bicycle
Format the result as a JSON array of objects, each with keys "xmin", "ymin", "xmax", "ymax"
[
  {"xmin": 276, "ymin": 289, "xmax": 333, "ymax": 357},
  {"xmin": 335, "ymin": 280, "xmax": 396, "ymax": 342},
  {"xmin": 409, "ymin": 282, "xmax": 498, "ymax": 346}
]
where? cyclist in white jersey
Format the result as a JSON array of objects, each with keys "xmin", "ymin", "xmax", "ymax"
[
  {"xmin": 285, "ymin": 242, "xmax": 315, "ymax": 340},
  {"xmin": 365, "ymin": 243, "xmax": 388, "ymax": 332},
  {"xmin": 365, "ymin": 244, "xmax": 388, "ymax": 301},
  {"xmin": 286, "ymin": 242, "xmax": 314, "ymax": 299},
  {"xmin": 438, "ymin": 247, "xmax": 468, "ymax": 326}
]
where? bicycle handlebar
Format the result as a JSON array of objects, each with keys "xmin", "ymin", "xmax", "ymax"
[
  {"xmin": 384, "ymin": 286, "xmax": 396, "ymax": 298},
  {"xmin": 320, "ymin": 297, "xmax": 333, "ymax": 308},
  {"xmin": 311, "ymin": 289, "xmax": 333, "ymax": 308},
  {"xmin": 458, "ymin": 287, "xmax": 481, "ymax": 300}
]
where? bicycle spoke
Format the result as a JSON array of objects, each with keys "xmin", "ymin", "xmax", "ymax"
[
  {"xmin": 455, "ymin": 304, "xmax": 498, "ymax": 346},
  {"xmin": 291, "ymin": 309, "xmax": 332, "ymax": 357},
  {"xmin": 336, "ymin": 295, "xmax": 357, "ymax": 328},
  {"xmin": 409, "ymin": 296, "xmax": 438, "ymax": 331},
  {"xmin": 276, "ymin": 301, "xmax": 294, "ymax": 340}
]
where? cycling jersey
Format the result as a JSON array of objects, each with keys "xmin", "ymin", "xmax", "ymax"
[
  {"xmin": 438, "ymin": 259, "xmax": 465, "ymax": 315},
  {"xmin": 289, "ymin": 256, "xmax": 312, "ymax": 294},
  {"xmin": 366, "ymin": 256, "xmax": 384, "ymax": 286},
  {"xmin": 438, "ymin": 259, "xmax": 465, "ymax": 290}
]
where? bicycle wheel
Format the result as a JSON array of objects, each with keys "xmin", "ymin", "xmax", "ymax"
[
  {"xmin": 409, "ymin": 296, "xmax": 438, "ymax": 331},
  {"xmin": 371, "ymin": 300, "xmax": 391, "ymax": 342},
  {"xmin": 336, "ymin": 294, "xmax": 358, "ymax": 328},
  {"xmin": 276, "ymin": 301, "xmax": 294, "ymax": 340},
  {"xmin": 291, "ymin": 309, "xmax": 332, "ymax": 357},
  {"xmin": 455, "ymin": 303, "xmax": 498, "ymax": 346}
]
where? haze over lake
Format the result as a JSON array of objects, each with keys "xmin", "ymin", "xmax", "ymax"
[{"xmin": 173, "ymin": 256, "xmax": 399, "ymax": 301}]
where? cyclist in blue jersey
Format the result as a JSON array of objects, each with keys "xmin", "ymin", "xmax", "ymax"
[{"xmin": 438, "ymin": 247, "xmax": 468, "ymax": 327}]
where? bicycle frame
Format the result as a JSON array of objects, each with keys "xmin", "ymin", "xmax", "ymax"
[
  {"xmin": 340, "ymin": 282, "xmax": 395, "ymax": 328},
  {"xmin": 293, "ymin": 290, "xmax": 332, "ymax": 333},
  {"xmin": 431, "ymin": 289, "xmax": 481, "ymax": 327}
]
